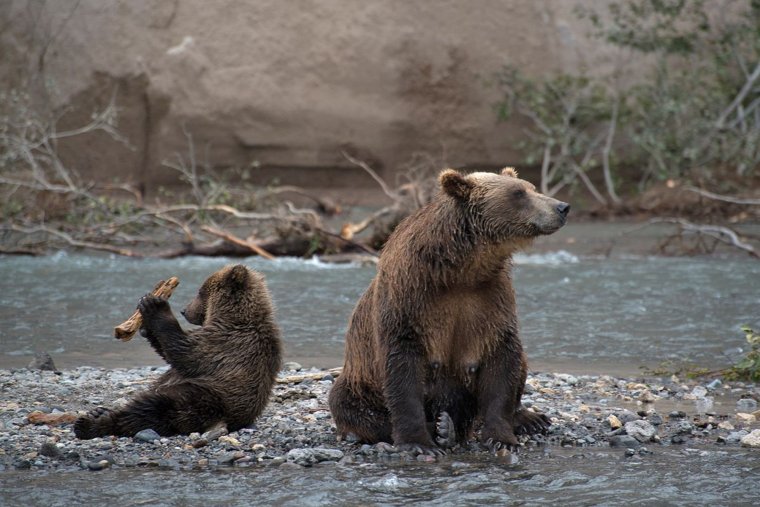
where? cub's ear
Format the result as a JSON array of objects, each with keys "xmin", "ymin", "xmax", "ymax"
[
  {"xmin": 501, "ymin": 166, "xmax": 518, "ymax": 178},
  {"xmin": 440, "ymin": 169, "xmax": 474, "ymax": 199},
  {"xmin": 226, "ymin": 264, "xmax": 250, "ymax": 288}
]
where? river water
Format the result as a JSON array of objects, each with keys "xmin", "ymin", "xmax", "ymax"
[
  {"xmin": 1, "ymin": 248, "xmax": 758, "ymax": 374},
  {"xmin": 1, "ymin": 245, "xmax": 759, "ymax": 505}
]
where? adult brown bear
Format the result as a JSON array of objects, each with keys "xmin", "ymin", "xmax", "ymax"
[
  {"xmin": 75, "ymin": 264, "xmax": 282, "ymax": 439},
  {"xmin": 329, "ymin": 167, "xmax": 569, "ymax": 455}
]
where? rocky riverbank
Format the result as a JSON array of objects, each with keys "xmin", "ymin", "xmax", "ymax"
[{"xmin": 1, "ymin": 366, "xmax": 758, "ymax": 473}]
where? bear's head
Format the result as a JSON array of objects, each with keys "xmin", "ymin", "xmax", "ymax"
[
  {"xmin": 439, "ymin": 167, "xmax": 569, "ymax": 240},
  {"xmin": 182, "ymin": 264, "xmax": 259, "ymax": 326}
]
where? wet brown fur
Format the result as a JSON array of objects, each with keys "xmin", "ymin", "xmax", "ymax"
[
  {"xmin": 75, "ymin": 265, "xmax": 282, "ymax": 439},
  {"xmin": 329, "ymin": 167, "xmax": 569, "ymax": 452}
]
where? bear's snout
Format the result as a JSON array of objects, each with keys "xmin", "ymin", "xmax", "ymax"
[{"xmin": 556, "ymin": 202, "xmax": 570, "ymax": 220}]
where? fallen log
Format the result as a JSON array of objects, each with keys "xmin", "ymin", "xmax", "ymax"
[{"xmin": 114, "ymin": 277, "xmax": 180, "ymax": 341}]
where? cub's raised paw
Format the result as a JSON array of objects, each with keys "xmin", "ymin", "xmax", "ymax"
[
  {"xmin": 514, "ymin": 408, "xmax": 551, "ymax": 436},
  {"xmin": 137, "ymin": 295, "xmax": 170, "ymax": 318},
  {"xmin": 435, "ymin": 411, "xmax": 457, "ymax": 449}
]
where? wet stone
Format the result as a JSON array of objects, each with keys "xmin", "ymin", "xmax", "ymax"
[
  {"xmin": 736, "ymin": 398, "xmax": 758, "ymax": 411},
  {"xmin": 646, "ymin": 413, "xmax": 663, "ymax": 426},
  {"xmin": 609, "ymin": 435, "xmax": 640, "ymax": 448},
  {"xmin": 134, "ymin": 429, "xmax": 161, "ymax": 443},
  {"xmin": 625, "ymin": 420, "xmax": 656, "ymax": 442},
  {"xmin": 615, "ymin": 410, "xmax": 640, "ymax": 424},
  {"xmin": 740, "ymin": 429, "xmax": 760, "ymax": 448},
  {"xmin": 27, "ymin": 352, "xmax": 57, "ymax": 372}
]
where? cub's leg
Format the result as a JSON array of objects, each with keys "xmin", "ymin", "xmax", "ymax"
[{"xmin": 74, "ymin": 383, "xmax": 224, "ymax": 439}]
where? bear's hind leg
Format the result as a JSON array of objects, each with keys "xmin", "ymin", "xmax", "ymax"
[
  {"xmin": 514, "ymin": 408, "xmax": 551, "ymax": 436},
  {"xmin": 74, "ymin": 406, "xmax": 118, "ymax": 439},
  {"xmin": 328, "ymin": 376, "xmax": 392, "ymax": 444}
]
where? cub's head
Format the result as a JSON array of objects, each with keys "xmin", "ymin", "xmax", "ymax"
[
  {"xmin": 181, "ymin": 264, "xmax": 260, "ymax": 326},
  {"xmin": 439, "ymin": 167, "xmax": 569, "ymax": 240}
]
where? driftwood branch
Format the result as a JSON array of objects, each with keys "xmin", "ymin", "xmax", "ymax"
[
  {"xmin": 276, "ymin": 367, "xmax": 343, "ymax": 384},
  {"xmin": 685, "ymin": 186, "xmax": 760, "ymax": 206},
  {"xmin": 200, "ymin": 225, "xmax": 275, "ymax": 260},
  {"xmin": 114, "ymin": 277, "xmax": 180, "ymax": 341},
  {"xmin": 10, "ymin": 225, "xmax": 143, "ymax": 257},
  {"xmin": 342, "ymin": 151, "xmax": 397, "ymax": 200},
  {"xmin": 643, "ymin": 218, "xmax": 758, "ymax": 258}
]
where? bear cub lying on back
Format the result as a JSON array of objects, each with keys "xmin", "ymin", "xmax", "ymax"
[
  {"xmin": 329, "ymin": 167, "xmax": 569, "ymax": 455},
  {"xmin": 75, "ymin": 264, "xmax": 282, "ymax": 439}
]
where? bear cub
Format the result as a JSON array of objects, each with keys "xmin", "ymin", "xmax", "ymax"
[
  {"xmin": 329, "ymin": 167, "xmax": 569, "ymax": 455},
  {"xmin": 75, "ymin": 264, "xmax": 282, "ymax": 439}
]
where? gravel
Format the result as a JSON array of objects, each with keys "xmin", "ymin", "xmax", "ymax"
[{"xmin": 0, "ymin": 367, "xmax": 758, "ymax": 472}]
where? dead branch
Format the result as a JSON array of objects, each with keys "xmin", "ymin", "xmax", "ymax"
[
  {"xmin": 10, "ymin": 224, "xmax": 143, "ymax": 257},
  {"xmin": 644, "ymin": 218, "xmax": 758, "ymax": 258},
  {"xmin": 266, "ymin": 186, "xmax": 341, "ymax": 216},
  {"xmin": 114, "ymin": 277, "xmax": 180, "ymax": 341},
  {"xmin": 685, "ymin": 186, "xmax": 760, "ymax": 206},
  {"xmin": 200, "ymin": 225, "xmax": 275, "ymax": 260},
  {"xmin": 276, "ymin": 367, "xmax": 343, "ymax": 384},
  {"xmin": 342, "ymin": 151, "xmax": 398, "ymax": 200}
]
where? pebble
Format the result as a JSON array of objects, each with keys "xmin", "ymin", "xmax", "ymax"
[
  {"xmin": 624, "ymin": 420, "xmax": 656, "ymax": 443},
  {"xmin": 735, "ymin": 413, "xmax": 756, "ymax": 424},
  {"xmin": 0, "ymin": 366, "xmax": 750, "ymax": 474},
  {"xmin": 736, "ymin": 398, "xmax": 758, "ymax": 411},
  {"xmin": 134, "ymin": 429, "xmax": 161, "ymax": 443},
  {"xmin": 726, "ymin": 431, "xmax": 749, "ymax": 444},
  {"xmin": 283, "ymin": 362, "xmax": 302, "ymax": 372},
  {"xmin": 607, "ymin": 415, "xmax": 623, "ymax": 429},
  {"xmin": 646, "ymin": 412, "xmax": 663, "ymax": 426},
  {"xmin": 740, "ymin": 429, "xmax": 760, "ymax": 448},
  {"xmin": 286, "ymin": 448, "xmax": 344, "ymax": 467},
  {"xmin": 609, "ymin": 435, "xmax": 640, "ymax": 448},
  {"xmin": 86, "ymin": 459, "xmax": 111, "ymax": 471},
  {"xmin": 27, "ymin": 352, "xmax": 57, "ymax": 372},
  {"xmin": 615, "ymin": 410, "xmax": 640, "ymax": 424}
]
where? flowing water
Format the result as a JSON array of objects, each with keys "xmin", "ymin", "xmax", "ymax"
[
  {"xmin": 1, "ymin": 249, "xmax": 758, "ymax": 373},
  {"xmin": 1, "ymin": 247, "xmax": 759, "ymax": 504},
  {"xmin": 1, "ymin": 446, "xmax": 758, "ymax": 506}
]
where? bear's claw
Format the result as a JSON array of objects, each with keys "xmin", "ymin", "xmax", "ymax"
[
  {"xmin": 514, "ymin": 408, "xmax": 551, "ymax": 436},
  {"xmin": 394, "ymin": 442, "xmax": 445, "ymax": 457},
  {"xmin": 435, "ymin": 411, "xmax": 457, "ymax": 449}
]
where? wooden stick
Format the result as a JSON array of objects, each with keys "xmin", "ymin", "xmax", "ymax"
[
  {"xmin": 200, "ymin": 225, "xmax": 276, "ymax": 260},
  {"xmin": 276, "ymin": 367, "xmax": 343, "ymax": 384},
  {"xmin": 114, "ymin": 277, "xmax": 180, "ymax": 341}
]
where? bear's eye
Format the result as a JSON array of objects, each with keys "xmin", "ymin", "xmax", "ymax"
[{"xmin": 512, "ymin": 189, "xmax": 526, "ymax": 198}]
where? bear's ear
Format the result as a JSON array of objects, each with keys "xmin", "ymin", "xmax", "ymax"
[
  {"xmin": 440, "ymin": 169, "xmax": 474, "ymax": 200},
  {"xmin": 501, "ymin": 166, "xmax": 518, "ymax": 178},
  {"xmin": 226, "ymin": 264, "xmax": 249, "ymax": 289}
]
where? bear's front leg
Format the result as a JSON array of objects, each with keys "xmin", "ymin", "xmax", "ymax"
[
  {"xmin": 138, "ymin": 295, "xmax": 197, "ymax": 372},
  {"xmin": 476, "ymin": 335, "xmax": 525, "ymax": 453},
  {"xmin": 384, "ymin": 338, "xmax": 444, "ymax": 456}
]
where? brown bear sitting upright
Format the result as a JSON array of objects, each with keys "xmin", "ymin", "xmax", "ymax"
[
  {"xmin": 329, "ymin": 167, "xmax": 569, "ymax": 455},
  {"xmin": 74, "ymin": 264, "xmax": 282, "ymax": 439}
]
